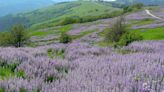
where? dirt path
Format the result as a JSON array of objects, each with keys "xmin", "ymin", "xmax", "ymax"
[{"xmin": 145, "ymin": 9, "xmax": 164, "ymax": 21}]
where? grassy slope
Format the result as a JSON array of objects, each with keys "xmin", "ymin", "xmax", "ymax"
[
  {"xmin": 133, "ymin": 27, "xmax": 164, "ymax": 40},
  {"xmin": 0, "ymin": 1, "xmax": 121, "ymax": 32},
  {"xmin": 24, "ymin": 1, "xmax": 121, "ymax": 30}
]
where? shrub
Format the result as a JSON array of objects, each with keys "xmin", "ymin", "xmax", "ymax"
[
  {"xmin": 0, "ymin": 24, "xmax": 29, "ymax": 47},
  {"xmin": 118, "ymin": 32, "xmax": 143, "ymax": 46},
  {"xmin": 59, "ymin": 33, "xmax": 72, "ymax": 44},
  {"xmin": 105, "ymin": 16, "xmax": 126, "ymax": 42},
  {"xmin": 0, "ymin": 33, "xmax": 11, "ymax": 46},
  {"xmin": 9, "ymin": 24, "xmax": 29, "ymax": 47},
  {"xmin": 45, "ymin": 76, "xmax": 58, "ymax": 83},
  {"xmin": 123, "ymin": 3, "xmax": 144, "ymax": 13},
  {"xmin": 105, "ymin": 16, "xmax": 143, "ymax": 47}
]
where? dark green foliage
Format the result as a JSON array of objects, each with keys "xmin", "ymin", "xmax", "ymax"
[
  {"xmin": 105, "ymin": 16, "xmax": 126, "ymax": 42},
  {"xmin": 9, "ymin": 24, "xmax": 29, "ymax": 47},
  {"xmin": 0, "ymin": 62, "xmax": 25, "ymax": 79},
  {"xmin": 123, "ymin": 3, "xmax": 143, "ymax": 13},
  {"xmin": 45, "ymin": 76, "xmax": 58, "ymax": 83},
  {"xmin": 16, "ymin": 70, "xmax": 26, "ymax": 78},
  {"xmin": 20, "ymin": 88, "xmax": 27, "ymax": 92},
  {"xmin": 59, "ymin": 17, "xmax": 82, "ymax": 25},
  {"xmin": 133, "ymin": 3, "xmax": 144, "ymax": 9},
  {"xmin": 59, "ymin": 33, "xmax": 72, "ymax": 44},
  {"xmin": 56, "ymin": 67, "xmax": 68, "ymax": 74},
  {"xmin": 0, "ymin": 33, "xmax": 11, "ymax": 46},
  {"xmin": 0, "ymin": 87, "xmax": 5, "ymax": 92},
  {"xmin": 58, "ymin": 11, "xmax": 122, "ymax": 26},
  {"xmin": 118, "ymin": 32, "xmax": 143, "ymax": 46},
  {"xmin": 0, "ymin": 62, "xmax": 18, "ymax": 71},
  {"xmin": 0, "ymin": 24, "xmax": 29, "ymax": 47},
  {"xmin": 105, "ymin": 16, "xmax": 143, "ymax": 47},
  {"xmin": 123, "ymin": 6, "xmax": 133, "ymax": 13}
]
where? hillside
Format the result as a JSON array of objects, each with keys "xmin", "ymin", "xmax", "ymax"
[
  {"xmin": 0, "ymin": 1, "xmax": 164, "ymax": 92},
  {"xmin": 0, "ymin": 1, "xmax": 121, "ymax": 31},
  {"xmin": 0, "ymin": 0, "xmax": 55, "ymax": 17}
]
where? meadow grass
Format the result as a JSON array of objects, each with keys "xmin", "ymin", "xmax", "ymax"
[
  {"xmin": 29, "ymin": 25, "xmax": 72, "ymax": 37},
  {"xmin": 132, "ymin": 27, "xmax": 164, "ymax": 40}
]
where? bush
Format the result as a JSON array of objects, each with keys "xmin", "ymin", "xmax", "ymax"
[
  {"xmin": 105, "ymin": 16, "xmax": 143, "ymax": 47},
  {"xmin": 123, "ymin": 3, "xmax": 144, "ymax": 13},
  {"xmin": 59, "ymin": 33, "xmax": 72, "ymax": 44},
  {"xmin": 105, "ymin": 16, "xmax": 126, "ymax": 42},
  {"xmin": 118, "ymin": 32, "xmax": 143, "ymax": 46},
  {"xmin": 9, "ymin": 24, "xmax": 29, "ymax": 47},
  {"xmin": 0, "ymin": 33, "xmax": 11, "ymax": 46},
  {"xmin": 0, "ymin": 24, "xmax": 29, "ymax": 47}
]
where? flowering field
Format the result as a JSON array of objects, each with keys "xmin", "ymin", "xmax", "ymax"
[
  {"xmin": 0, "ymin": 40, "xmax": 163, "ymax": 92},
  {"xmin": 0, "ymin": 5, "xmax": 164, "ymax": 92}
]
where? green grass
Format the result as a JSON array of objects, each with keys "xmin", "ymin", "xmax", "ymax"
[
  {"xmin": 47, "ymin": 48, "xmax": 65, "ymax": 59},
  {"xmin": 29, "ymin": 25, "xmax": 72, "ymax": 37},
  {"xmin": 24, "ymin": 1, "xmax": 121, "ymax": 31},
  {"xmin": 0, "ymin": 63, "xmax": 25, "ymax": 80},
  {"xmin": 132, "ymin": 27, "xmax": 164, "ymax": 40},
  {"xmin": 98, "ymin": 28, "xmax": 110, "ymax": 37}
]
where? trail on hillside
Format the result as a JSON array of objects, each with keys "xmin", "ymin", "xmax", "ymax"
[{"xmin": 145, "ymin": 9, "xmax": 164, "ymax": 21}]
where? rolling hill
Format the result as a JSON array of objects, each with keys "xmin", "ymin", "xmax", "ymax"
[
  {"xmin": 0, "ymin": 0, "xmax": 55, "ymax": 17},
  {"xmin": 0, "ymin": 1, "xmax": 121, "ymax": 31}
]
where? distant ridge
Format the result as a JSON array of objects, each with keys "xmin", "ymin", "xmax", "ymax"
[{"xmin": 0, "ymin": 0, "xmax": 55, "ymax": 17}]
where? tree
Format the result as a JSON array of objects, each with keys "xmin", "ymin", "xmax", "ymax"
[
  {"xmin": 9, "ymin": 24, "xmax": 29, "ymax": 47},
  {"xmin": 105, "ymin": 16, "xmax": 126, "ymax": 42},
  {"xmin": 105, "ymin": 16, "xmax": 143, "ymax": 47}
]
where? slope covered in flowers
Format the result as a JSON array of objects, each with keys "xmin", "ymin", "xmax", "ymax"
[
  {"xmin": 0, "ymin": 40, "xmax": 163, "ymax": 92},
  {"xmin": 0, "ymin": 5, "xmax": 164, "ymax": 92}
]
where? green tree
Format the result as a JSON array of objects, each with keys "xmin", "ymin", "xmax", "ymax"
[
  {"xmin": 105, "ymin": 16, "xmax": 126, "ymax": 42},
  {"xmin": 9, "ymin": 24, "xmax": 29, "ymax": 47},
  {"xmin": 105, "ymin": 16, "xmax": 142, "ymax": 47}
]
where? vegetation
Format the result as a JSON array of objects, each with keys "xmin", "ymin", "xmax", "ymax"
[
  {"xmin": 118, "ymin": 32, "xmax": 143, "ymax": 46},
  {"xmin": 47, "ymin": 48, "xmax": 65, "ymax": 59},
  {"xmin": 123, "ymin": 3, "xmax": 144, "ymax": 13},
  {"xmin": 0, "ymin": 1, "xmax": 122, "ymax": 31},
  {"xmin": 59, "ymin": 33, "xmax": 72, "ymax": 44},
  {"xmin": 58, "ymin": 11, "xmax": 122, "ymax": 26},
  {"xmin": 0, "ymin": 62, "xmax": 25, "ymax": 80},
  {"xmin": 133, "ymin": 27, "xmax": 164, "ymax": 40},
  {"xmin": 105, "ymin": 16, "xmax": 143, "ymax": 47},
  {"xmin": 0, "ymin": 24, "xmax": 29, "ymax": 47},
  {"xmin": 105, "ymin": 16, "xmax": 126, "ymax": 42}
]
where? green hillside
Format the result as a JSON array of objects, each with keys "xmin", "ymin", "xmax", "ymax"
[{"xmin": 0, "ymin": 1, "xmax": 122, "ymax": 31}]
